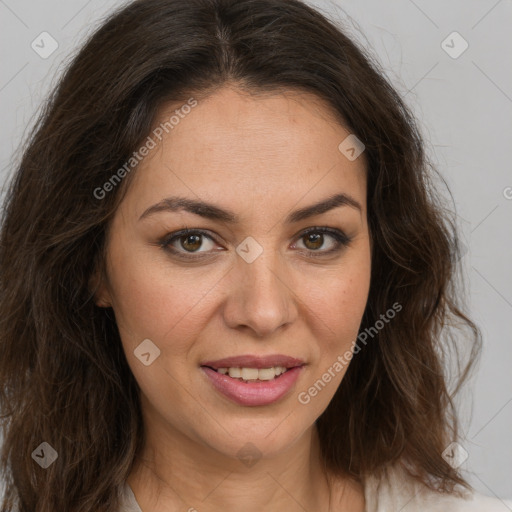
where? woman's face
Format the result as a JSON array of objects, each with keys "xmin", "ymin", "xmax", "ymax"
[{"xmin": 97, "ymin": 86, "xmax": 371, "ymax": 461}]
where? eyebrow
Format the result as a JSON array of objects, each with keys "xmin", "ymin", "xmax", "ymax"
[{"xmin": 138, "ymin": 192, "xmax": 362, "ymax": 224}]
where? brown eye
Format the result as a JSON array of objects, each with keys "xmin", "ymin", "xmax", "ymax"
[
  {"xmin": 294, "ymin": 227, "xmax": 352, "ymax": 258},
  {"xmin": 161, "ymin": 229, "xmax": 218, "ymax": 257},
  {"xmin": 179, "ymin": 233, "xmax": 203, "ymax": 252},
  {"xmin": 160, "ymin": 226, "xmax": 351, "ymax": 261},
  {"xmin": 302, "ymin": 232, "xmax": 324, "ymax": 250}
]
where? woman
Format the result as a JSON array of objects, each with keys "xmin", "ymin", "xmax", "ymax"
[{"xmin": 0, "ymin": 0, "xmax": 509, "ymax": 510}]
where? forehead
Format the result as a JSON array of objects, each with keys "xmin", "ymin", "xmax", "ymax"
[{"xmin": 121, "ymin": 86, "xmax": 367, "ymax": 222}]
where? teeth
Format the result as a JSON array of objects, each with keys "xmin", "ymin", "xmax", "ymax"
[
  {"xmin": 227, "ymin": 367, "xmax": 241, "ymax": 378},
  {"xmin": 216, "ymin": 366, "xmax": 288, "ymax": 381},
  {"xmin": 257, "ymin": 368, "xmax": 278, "ymax": 380}
]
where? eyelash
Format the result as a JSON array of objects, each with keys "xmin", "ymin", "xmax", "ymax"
[{"xmin": 158, "ymin": 226, "xmax": 352, "ymax": 260}]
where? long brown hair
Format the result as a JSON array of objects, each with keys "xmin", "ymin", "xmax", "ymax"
[{"xmin": 0, "ymin": 0, "xmax": 481, "ymax": 510}]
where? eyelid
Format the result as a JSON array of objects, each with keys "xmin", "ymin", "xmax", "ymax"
[{"xmin": 159, "ymin": 226, "xmax": 352, "ymax": 259}]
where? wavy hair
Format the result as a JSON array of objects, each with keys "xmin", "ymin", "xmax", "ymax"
[{"xmin": 0, "ymin": 0, "xmax": 481, "ymax": 510}]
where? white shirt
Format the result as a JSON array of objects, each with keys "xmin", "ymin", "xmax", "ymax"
[
  {"xmin": 363, "ymin": 463, "xmax": 512, "ymax": 511},
  {"xmin": 119, "ymin": 464, "xmax": 512, "ymax": 511}
]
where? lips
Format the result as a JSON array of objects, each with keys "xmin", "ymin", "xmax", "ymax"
[
  {"xmin": 201, "ymin": 354, "xmax": 305, "ymax": 370},
  {"xmin": 200, "ymin": 354, "xmax": 306, "ymax": 407}
]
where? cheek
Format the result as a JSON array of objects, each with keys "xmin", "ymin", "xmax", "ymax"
[
  {"xmin": 106, "ymin": 252, "xmax": 211, "ymax": 414},
  {"xmin": 105, "ymin": 242, "xmax": 218, "ymax": 354},
  {"xmin": 308, "ymin": 257, "xmax": 371, "ymax": 350},
  {"xmin": 295, "ymin": 263, "xmax": 370, "ymax": 415}
]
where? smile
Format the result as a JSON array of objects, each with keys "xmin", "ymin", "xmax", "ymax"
[
  {"xmin": 200, "ymin": 354, "xmax": 305, "ymax": 406},
  {"xmin": 214, "ymin": 366, "xmax": 289, "ymax": 381}
]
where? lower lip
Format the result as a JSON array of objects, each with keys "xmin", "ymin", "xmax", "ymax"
[{"xmin": 201, "ymin": 366, "xmax": 304, "ymax": 406}]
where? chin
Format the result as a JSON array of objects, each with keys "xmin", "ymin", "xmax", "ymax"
[{"xmin": 197, "ymin": 414, "xmax": 314, "ymax": 462}]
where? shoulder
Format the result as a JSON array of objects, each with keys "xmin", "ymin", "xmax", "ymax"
[{"xmin": 362, "ymin": 462, "xmax": 512, "ymax": 512}]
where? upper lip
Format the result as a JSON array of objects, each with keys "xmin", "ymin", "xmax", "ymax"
[{"xmin": 201, "ymin": 354, "xmax": 305, "ymax": 370}]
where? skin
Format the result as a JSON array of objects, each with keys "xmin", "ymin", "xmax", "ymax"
[{"xmin": 94, "ymin": 85, "xmax": 371, "ymax": 511}]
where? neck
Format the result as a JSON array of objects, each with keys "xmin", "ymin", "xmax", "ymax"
[{"xmin": 127, "ymin": 422, "xmax": 335, "ymax": 511}]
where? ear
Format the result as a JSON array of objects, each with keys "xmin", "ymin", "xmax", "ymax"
[{"xmin": 89, "ymin": 262, "xmax": 112, "ymax": 308}]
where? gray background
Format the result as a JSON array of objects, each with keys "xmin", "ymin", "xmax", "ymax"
[{"xmin": 1, "ymin": 0, "xmax": 511, "ymax": 502}]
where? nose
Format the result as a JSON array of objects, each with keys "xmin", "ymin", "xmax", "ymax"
[{"xmin": 222, "ymin": 246, "xmax": 298, "ymax": 338}]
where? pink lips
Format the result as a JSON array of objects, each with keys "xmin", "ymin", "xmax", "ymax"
[{"xmin": 200, "ymin": 354, "xmax": 305, "ymax": 407}]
